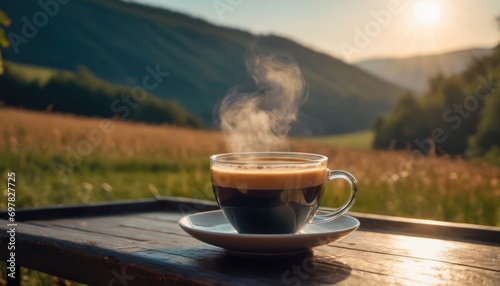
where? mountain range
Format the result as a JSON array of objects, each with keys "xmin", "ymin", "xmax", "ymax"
[
  {"xmin": 1, "ymin": 0, "xmax": 405, "ymax": 135},
  {"xmin": 355, "ymin": 48, "xmax": 494, "ymax": 95}
]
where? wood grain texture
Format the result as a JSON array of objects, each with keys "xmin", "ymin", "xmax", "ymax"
[{"xmin": 0, "ymin": 198, "xmax": 499, "ymax": 285}]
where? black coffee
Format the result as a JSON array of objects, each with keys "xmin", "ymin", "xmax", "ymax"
[
  {"xmin": 211, "ymin": 163, "xmax": 326, "ymax": 234},
  {"xmin": 212, "ymin": 185, "xmax": 324, "ymax": 234}
]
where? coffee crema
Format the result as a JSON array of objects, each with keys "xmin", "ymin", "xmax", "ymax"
[{"xmin": 210, "ymin": 164, "xmax": 327, "ymax": 190}]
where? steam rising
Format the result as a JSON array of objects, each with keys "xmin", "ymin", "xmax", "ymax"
[{"xmin": 218, "ymin": 48, "xmax": 308, "ymax": 152}]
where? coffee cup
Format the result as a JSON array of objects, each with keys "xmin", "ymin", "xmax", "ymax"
[{"xmin": 210, "ymin": 152, "xmax": 358, "ymax": 234}]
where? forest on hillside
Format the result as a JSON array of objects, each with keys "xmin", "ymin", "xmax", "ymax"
[
  {"xmin": 373, "ymin": 44, "xmax": 500, "ymax": 164},
  {"xmin": 0, "ymin": 61, "xmax": 203, "ymax": 128}
]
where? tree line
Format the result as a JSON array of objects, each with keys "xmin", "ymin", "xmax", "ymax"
[
  {"xmin": 373, "ymin": 44, "xmax": 500, "ymax": 164},
  {"xmin": 0, "ymin": 62, "xmax": 203, "ymax": 128}
]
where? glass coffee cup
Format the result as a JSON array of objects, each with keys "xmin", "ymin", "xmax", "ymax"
[{"xmin": 210, "ymin": 152, "xmax": 358, "ymax": 234}]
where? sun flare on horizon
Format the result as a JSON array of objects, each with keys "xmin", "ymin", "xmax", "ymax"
[{"xmin": 413, "ymin": 1, "xmax": 442, "ymax": 25}]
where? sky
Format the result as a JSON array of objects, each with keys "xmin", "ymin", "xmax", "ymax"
[{"xmin": 128, "ymin": 0, "xmax": 500, "ymax": 62}]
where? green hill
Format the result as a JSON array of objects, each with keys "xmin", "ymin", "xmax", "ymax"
[
  {"xmin": 0, "ymin": 61, "xmax": 203, "ymax": 128},
  {"xmin": 2, "ymin": 0, "xmax": 404, "ymax": 135}
]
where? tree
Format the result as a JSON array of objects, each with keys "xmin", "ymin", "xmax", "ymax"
[
  {"xmin": 372, "ymin": 92, "xmax": 423, "ymax": 150},
  {"xmin": 0, "ymin": 10, "xmax": 11, "ymax": 75}
]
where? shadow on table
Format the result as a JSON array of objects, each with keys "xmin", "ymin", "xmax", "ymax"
[{"xmin": 198, "ymin": 248, "xmax": 353, "ymax": 285}]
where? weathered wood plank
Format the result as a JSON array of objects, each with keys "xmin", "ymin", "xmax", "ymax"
[
  {"xmin": 332, "ymin": 232, "xmax": 500, "ymax": 271},
  {"xmin": 26, "ymin": 211, "xmax": 500, "ymax": 271},
  {"xmin": 0, "ymin": 197, "xmax": 217, "ymax": 221},
  {"xmin": 350, "ymin": 211, "xmax": 500, "ymax": 244},
  {"xmin": 27, "ymin": 215, "xmax": 193, "ymax": 244}
]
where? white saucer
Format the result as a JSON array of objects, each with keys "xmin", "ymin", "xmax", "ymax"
[{"xmin": 178, "ymin": 210, "xmax": 360, "ymax": 254}]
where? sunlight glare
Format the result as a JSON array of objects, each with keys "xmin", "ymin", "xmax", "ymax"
[
  {"xmin": 413, "ymin": 1, "xmax": 442, "ymax": 25},
  {"xmin": 393, "ymin": 236, "xmax": 452, "ymax": 284}
]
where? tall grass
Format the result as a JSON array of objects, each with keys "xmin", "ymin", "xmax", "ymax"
[{"xmin": 1, "ymin": 108, "xmax": 499, "ymax": 226}]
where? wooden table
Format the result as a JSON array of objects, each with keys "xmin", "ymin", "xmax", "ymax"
[{"xmin": 1, "ymin": 197, "xmax": 499, "ymax": 285}]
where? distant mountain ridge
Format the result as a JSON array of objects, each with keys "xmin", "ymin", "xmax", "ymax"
[
  {"xmin": 3, "ymin": 0, "xmax": 404, "ymax": 135},
  {"xmin": 355, "ymin": 48, "xmax": 494, "ymax": 95}
]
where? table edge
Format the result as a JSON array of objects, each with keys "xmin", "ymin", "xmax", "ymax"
[{"xmin": 1, "ymin": 197, "xmax": 499, "ymax": 244}]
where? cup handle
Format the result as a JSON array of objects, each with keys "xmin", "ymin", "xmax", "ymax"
[{"xmin": 311, "ymin": 170, "xmax": 358, "ymax": 224}]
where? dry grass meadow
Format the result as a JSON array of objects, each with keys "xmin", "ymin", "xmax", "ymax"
[{"xmin": 1, "ymin": 107, "xmax": 499, "ymax": 226}]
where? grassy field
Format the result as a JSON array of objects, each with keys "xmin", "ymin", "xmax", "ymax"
[
  {"xmin": 310, "ymin": 130, "xmax": 374, "ymax": 149},
  {"xmin": 1, "ymin": 107, "xmax": 499, "ymax": 284},
  {"xmin": 1, "ymin": 108, "xmax": 498, "ymax": 226}
]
